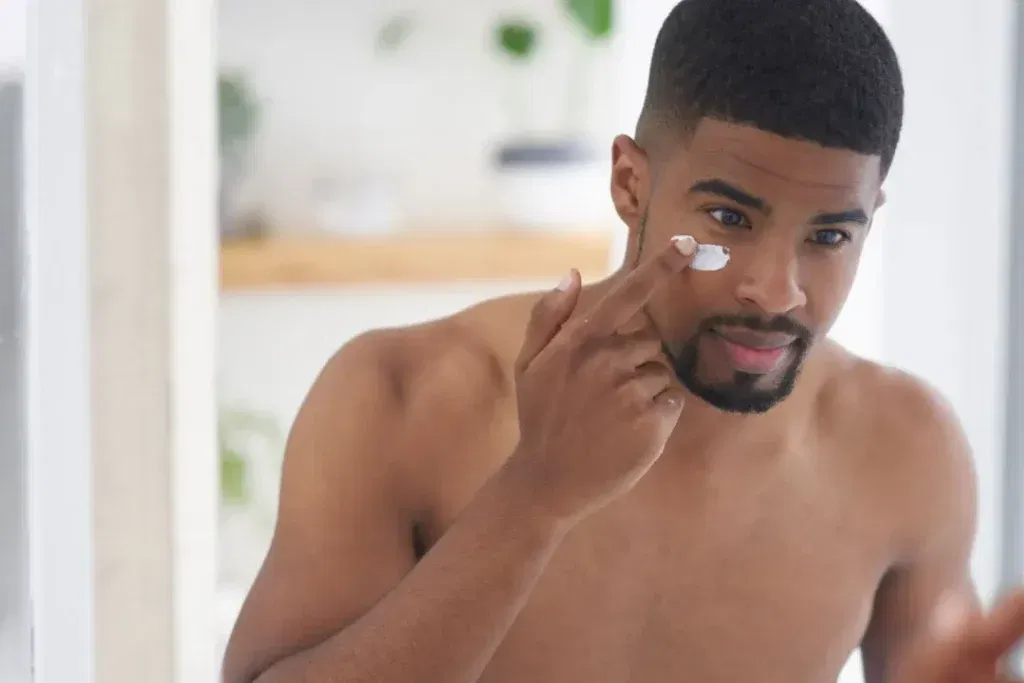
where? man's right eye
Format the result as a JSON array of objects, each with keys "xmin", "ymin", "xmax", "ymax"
[{"xmin": 706, "ymin": 207, "xmax": 750, "ymax": 229}]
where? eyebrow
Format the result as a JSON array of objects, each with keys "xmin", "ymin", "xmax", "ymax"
[{"xmin": 687, "ymin": 178, "xmax": 870, "ymax": 226}]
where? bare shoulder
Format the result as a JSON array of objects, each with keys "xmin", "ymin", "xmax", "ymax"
[
  {"xmin": 817, "ymin": 342, "xmax": 977, "ymax": 557},
  {"xmin": 827, "ymin": 346, "xmax": 972, "ymax": 466},
  {"xmin": 339, "ymin": 287, "xmax": 542, "ymax": 424},
  {"xmin": 307, "ymin": 287, "xmax": 542, "ymax": 492}
]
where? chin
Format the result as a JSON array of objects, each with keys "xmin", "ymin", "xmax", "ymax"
[{"xmin": 678, "ymin": 364, "xmax": 804, "ymax": 415}]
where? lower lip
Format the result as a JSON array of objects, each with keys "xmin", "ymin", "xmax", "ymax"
[{"xmin": 717, "ymin": 337, "xmax": 790, "ymax": 374}]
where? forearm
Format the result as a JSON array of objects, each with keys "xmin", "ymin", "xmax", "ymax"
[{"xmin": 253, "ymin": 472, "xmax": 568, "ymax": 683}]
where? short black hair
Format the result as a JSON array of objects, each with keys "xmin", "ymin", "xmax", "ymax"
[{"xmin": 638, "ymin": 0, "xmax": 904, "ymax": 175}]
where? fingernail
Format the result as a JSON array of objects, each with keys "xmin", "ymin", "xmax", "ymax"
[
  {"xmin": 672, "ymin": 235, "xmax": 697, "ymax": 256},
  {"xmin": 556, "ymin": 272, "xmax": 573, "ymax": 291}
]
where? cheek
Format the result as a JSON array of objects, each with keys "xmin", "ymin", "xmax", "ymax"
[
  {"xmin": 647, "ymin": 279, "xmax": 708, "ymax": 339},
  {"xmin": 800, "ymin": 251, "xmax": 862, "ymax": 328}
]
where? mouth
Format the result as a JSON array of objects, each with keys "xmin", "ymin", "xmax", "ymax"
[{"xmin": 709, "ymin": 328, "xmax": 799, "ymax": 374}]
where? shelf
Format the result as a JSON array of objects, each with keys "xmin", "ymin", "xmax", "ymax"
[{"xmin": 220, "ymin": 231, "xmax": 615, "ymax": 291}]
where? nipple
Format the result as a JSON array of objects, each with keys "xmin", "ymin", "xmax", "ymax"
[{"xmin": 673, "ymin": 235, "xmax": 730, "ymax": 271}]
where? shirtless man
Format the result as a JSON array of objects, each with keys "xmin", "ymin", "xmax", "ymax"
[{"xmin": 222, "ymin": 1, "xmax": 1024, "ymax": 682}]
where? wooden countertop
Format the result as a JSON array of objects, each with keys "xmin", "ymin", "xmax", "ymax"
[{"xmin": 220, "ymin": 231, "xmax": 615, "ymax": 290}]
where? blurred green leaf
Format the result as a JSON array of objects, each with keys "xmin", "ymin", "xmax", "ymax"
[
  {"xmin": 218, "ymin": 74, "xmax": 258, "ymax": 157},
  {"xmin": 220, "ymin": 446, "xmax": 249, "ymax": 506},
  {"xmin": 496, "ymin": 20, "xmax": 538, "ymax": 60},
  {"xmin": 564, "ymin": 0, "xmax": 613, "ymax": 40},
  {"xmin": 218, "ymin": 407, "xmax": 283, "ymax": 507},
  {"xmin": 377, "ymin": 15, "xmax": 415, "ymax": 52}
]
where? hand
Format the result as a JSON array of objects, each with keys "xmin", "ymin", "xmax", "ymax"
[
  {"xmin": 501, "ymin": 237, "xmax": 697, "ymax": 524},
  {"xmin": 895, "ymin": 590, "xmax": 1024, "ymax": 683}
]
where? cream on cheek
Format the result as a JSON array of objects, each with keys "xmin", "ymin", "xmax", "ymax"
[{"xmin": 672, "ymin": 234, "xmax": 731, "ymax": 271}]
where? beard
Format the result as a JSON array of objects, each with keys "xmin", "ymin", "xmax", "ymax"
[{"xmin": 665, "ymin": 314, "xmax": 813, "ymax": 414}]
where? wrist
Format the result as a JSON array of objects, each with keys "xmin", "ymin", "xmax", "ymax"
[{"xmin": 486, "ymin": 456, "xmax": 578, "ymax": 539}]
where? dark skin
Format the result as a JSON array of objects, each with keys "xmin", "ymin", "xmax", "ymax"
[
  {"xmin": 222, "ymin": 119, "xmax": 1024, "ymax": 683},
  {"xmin": 612, "ymin": 119, "xmax": 879, "ymax": 405}
]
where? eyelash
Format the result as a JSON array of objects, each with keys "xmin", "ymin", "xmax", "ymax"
[{"xmin": 705, "ymin": 207, "xmax": 853, "ymax": 249}]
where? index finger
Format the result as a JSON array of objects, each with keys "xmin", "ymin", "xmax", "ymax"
[{"xmin": 586, "ymin": 236, "xmax": 696, "ymax": 332}]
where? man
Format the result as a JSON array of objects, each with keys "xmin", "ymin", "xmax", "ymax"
[{"xmin": 222, "ymin": 0, "xmax": 1024, "ymax": 682}]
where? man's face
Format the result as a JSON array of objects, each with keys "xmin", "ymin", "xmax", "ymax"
[{"xmin": 610, "ymin": 119, "xmax": 884, "ymax": 414}]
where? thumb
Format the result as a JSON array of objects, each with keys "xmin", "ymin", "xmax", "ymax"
[{"xmin": 516, "ymin": 269, "xmax": 581, "ymax": 373}]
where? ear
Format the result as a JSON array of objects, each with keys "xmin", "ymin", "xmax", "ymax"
[
  {"xmin": 875, "ymin": 188, "xmax": 887, "ymax": 210},
  {"xmin": 610, "ymin": 135, "xmax": 650, "ymax": 233}
]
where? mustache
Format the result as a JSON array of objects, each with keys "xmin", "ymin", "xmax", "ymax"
[{"xmin": 697, "ymin": 314, "xmax": 812, "ymax": 341}]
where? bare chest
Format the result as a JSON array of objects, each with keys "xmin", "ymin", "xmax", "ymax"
[{"xmin": 429, "ymin": 449, "xmax": 895, "ymax": 683}]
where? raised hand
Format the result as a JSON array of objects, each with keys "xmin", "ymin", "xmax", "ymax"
[{"xmin": 502, "ymin": 237, "xmax": 697, "ymax": 524}]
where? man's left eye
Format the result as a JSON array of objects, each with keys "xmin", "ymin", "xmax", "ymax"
[{"xmin": 810, "ymin": 229, "xmax": 851, "ymax": 247}]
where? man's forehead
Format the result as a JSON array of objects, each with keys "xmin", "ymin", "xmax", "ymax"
[{"xmin": 670, "ymin": 119, "xmax": 884, "ymax": 197}]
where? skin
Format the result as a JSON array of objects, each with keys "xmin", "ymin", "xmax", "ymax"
[{"xmin": 221, "ymin": 119, "xmax": 1024, "ymax": 683}]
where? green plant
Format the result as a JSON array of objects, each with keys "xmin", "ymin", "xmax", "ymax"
[
  {"xmin": 496, "ymin": 20, "xmax": 539, "ymax": 60},
  {"xmin": 218, "ymin": 74, "xmax": 259, "ymax": 164},
  {"xmin": 218, "ymin": 407, "xmax": 283, "ymax": 507},
  {"xmin": 564, "ymin": 0, "xmax": 613, "ymax": 40},
  {"xmin": 376, "ymin": 15, "xmax": 416, "ymax": 53},
  {"xmin": 493, "ymin": 0, "xmax": 614, "ymax": 140}
]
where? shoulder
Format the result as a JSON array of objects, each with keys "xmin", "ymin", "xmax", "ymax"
[
  {"xmin": 294, "ymin": 287, "xmax": 544, "ymax": 489},
  {"xmin": 818, "ymin": 343, "xmax": 977, "ymax": 558},
  {"xmin": 310, "ymin": 290, "xmax": 535, "ymax": 433},
  {"xmin": 322, "ymin": 288, "xmax": 541, "ymax": 414},
  {"xmin": 840, "ymin": 350, "xmax": 972, "ymax": 475}
]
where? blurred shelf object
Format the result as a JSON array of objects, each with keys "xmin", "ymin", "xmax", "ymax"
[{"xmin": 220, "ymin": 230, "xmax": 614, "ymax": 290}]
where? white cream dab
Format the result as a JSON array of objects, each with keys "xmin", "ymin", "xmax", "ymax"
[{"xmin": 673, "ymin": 235, "xmax": 730, "ymax": 271}]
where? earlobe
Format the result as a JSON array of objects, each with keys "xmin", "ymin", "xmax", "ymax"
[{"xmin": 610, "ymin": 135, "xmax": 649, "ymax": 229}]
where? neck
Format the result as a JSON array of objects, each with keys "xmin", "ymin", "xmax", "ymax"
[{"xmin": 671, "ymin": 345, "xmax": 829, "ymax": 452}]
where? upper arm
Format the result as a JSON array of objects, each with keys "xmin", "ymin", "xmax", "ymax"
[
  {"xmin": 860, "ymin": 376, "xmax": 981, "ymax": 683},
  {"xmin": 222, "ymin": 333, "xmax": 421, "ymax": 683}
]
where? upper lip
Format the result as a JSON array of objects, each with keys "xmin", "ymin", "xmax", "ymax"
[{"xmin": 712, "ymin": 327, "xmax": 798, "ymax": 350}]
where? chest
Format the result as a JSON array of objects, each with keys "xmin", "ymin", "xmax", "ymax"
[{"xmin": 437, "ymin": 450, "xmax": 894, "ymax": 683}]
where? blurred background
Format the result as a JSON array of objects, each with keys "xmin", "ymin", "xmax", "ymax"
[{"xmin": 2, "ymin": 0, "xmax": 1022, "ymax": 682}]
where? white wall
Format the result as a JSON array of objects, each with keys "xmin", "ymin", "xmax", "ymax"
[{"xmin": 218, "ymin": 0, "xmax": 621, "ymax": 229}]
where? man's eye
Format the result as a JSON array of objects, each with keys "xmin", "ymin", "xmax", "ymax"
[
  {"xmin": 707, "ymin": 208, "xmax": 750, "ymax": 228},
  {"xmin": 810, "ymin": 229, "xmax": 851, "ymax": 248}
]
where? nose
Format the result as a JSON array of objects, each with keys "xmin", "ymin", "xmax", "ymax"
[{"xmin": 734, "ymin": 242, "xmax": 807, "ymax": 316}]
